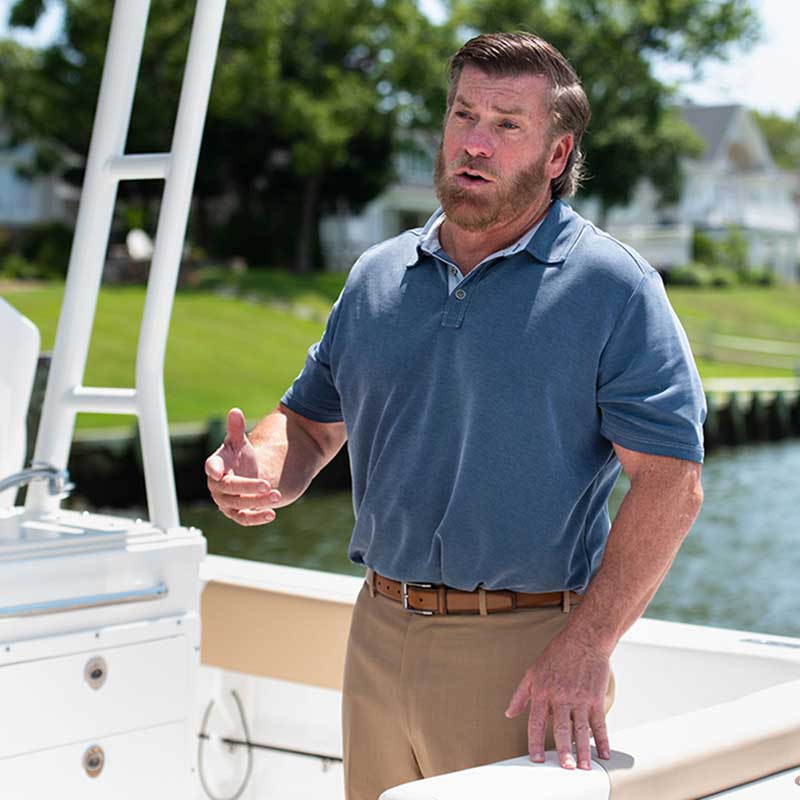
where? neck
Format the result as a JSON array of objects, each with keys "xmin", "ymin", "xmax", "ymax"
[{"xmin": 440, "ymin": 195, "xmax": 553, "ymax": 274}]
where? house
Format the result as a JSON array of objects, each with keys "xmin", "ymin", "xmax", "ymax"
[
  {"xmin": 320, "ymin": 105, "xmax": 800, "ymax": 282},
  {"xmin": 0, "ymin": 126, "xmax": 78, "ymax": 230},
  {"xmin": 319, "ymin": 136, "xmax": 439, "ymax": 271},
  {"xmin": 597, "ymin": 104, "xmax": 799, "ymax": 281}
]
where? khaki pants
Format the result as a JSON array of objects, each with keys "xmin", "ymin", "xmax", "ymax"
[{"xmin": 342, "ymin": 581, "xmax": 616, "ymax": 800}]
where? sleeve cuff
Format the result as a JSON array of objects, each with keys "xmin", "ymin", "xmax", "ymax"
[{"xmin": 601, "ymin": 422, "xmax": 705, "ymax": 464}]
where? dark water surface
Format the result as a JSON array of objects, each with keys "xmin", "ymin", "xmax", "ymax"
[{"xmin": 180, "ymin": 441, "xmax": 800, "ymax": 638}]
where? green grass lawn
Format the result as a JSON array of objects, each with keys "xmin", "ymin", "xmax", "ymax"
[
  {"xmin": 6, "ymin": 282, "xmax": 328, "ymax": 430},
  {"xmin": 666, "ymin": 285, "xmax": 800, "ymax": 339},
  {"xmin": 4, "ymin": 277, "xmax": 798, "ymax": 430}
]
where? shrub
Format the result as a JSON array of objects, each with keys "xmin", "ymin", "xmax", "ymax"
[
  {"xmin": 739, "ymin": 267, "xmax": 776, "ymax": 286},
  {"xmin": 710, "ymin": 267, "xmax": 738, "ymax": 287},
  {"xmin": 1, "ymin": 253, "xmax": 43, "ymax": 280},
  {"xmin": 692, "ymin": 230, "xmax": 719, "ymax": 264},
  {"xmin": 665, "ymin": 262, "xmax": 714, "ymax": 287},
  {"xmin": 18, "ymin": 221, "xmax": 74, "ymax": 277},
  {"xmin": 719, "ymin": 226, "xmax": 749, "ymax": 272}
]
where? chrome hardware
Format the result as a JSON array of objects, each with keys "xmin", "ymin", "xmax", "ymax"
[
  {"xmin": 0, "ymin": 582, "xmax": 168, "ymax": 618},
  {"xmin": 0, "ymin": 462, "xmax": 74, "ymax": 498},
  {"xmin": 84, "ymin": 656, "xmax": 107, "ymax": 690},
  {"xmin": 83, "ymin": 745, "xmax": 105, "ymax": 778},
  {"xmin": 401, "ymin": 582, "xmax": 435, "ymax": 615}
]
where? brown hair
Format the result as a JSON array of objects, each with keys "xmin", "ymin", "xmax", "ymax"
[{"xmin": 447, "ymin": 32, "xmax": 591, "ymax": 199}]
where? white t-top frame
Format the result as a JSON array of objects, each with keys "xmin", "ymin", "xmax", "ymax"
[{"xmin": 26, "ymin": 0, "xmax": 227, "ymax": 531}]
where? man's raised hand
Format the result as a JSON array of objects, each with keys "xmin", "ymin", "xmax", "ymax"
[{"xmin": 205, "ymin": 408, "xmax": 282, "ymax": 526}]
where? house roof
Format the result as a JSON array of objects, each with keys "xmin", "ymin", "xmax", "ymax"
[{"xmin": 679, "ymin": 104, "xmax": 740, "ymax": 162}]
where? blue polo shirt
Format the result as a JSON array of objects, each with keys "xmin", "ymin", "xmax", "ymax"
[{"xmin": 281, "ymin": 200, "xmax": 706, "ymax": 593}]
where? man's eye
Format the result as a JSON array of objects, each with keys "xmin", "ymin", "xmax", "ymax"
[
  {"xmin": 500, "ymin": 120, "xmax": 519, "ymax": 130},
  {"xmin": 454, "ymin": 110, "xmax": 471, "ymax": 120}
]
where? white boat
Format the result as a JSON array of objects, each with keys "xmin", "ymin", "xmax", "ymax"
[{"xmin": 1, "ymin": 2, "xmax": 799, "ymax": 798}]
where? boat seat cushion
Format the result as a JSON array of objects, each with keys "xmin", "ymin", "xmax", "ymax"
[{"xmin": 0, "ymin": 298, "xmax": 40, "ymax": 506}]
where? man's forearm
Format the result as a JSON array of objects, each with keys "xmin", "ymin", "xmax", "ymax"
[
  {"xmin": 247, "ymin": 406, "xmax": 335, "ymax": 506},
  {"xmin": 562, "ymin": 456, "xmax": 703, "ymax": 657}
]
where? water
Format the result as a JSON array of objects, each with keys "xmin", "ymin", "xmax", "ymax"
[{"xmin": 178, "ymin": 440, "xmax": 800, "ymax": 638}]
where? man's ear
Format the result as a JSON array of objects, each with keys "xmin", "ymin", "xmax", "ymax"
[{"xmin": 549, "ymin": 132, "xmax": 574, "ymax": 179}]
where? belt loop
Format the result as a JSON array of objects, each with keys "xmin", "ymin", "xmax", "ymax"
[
  {"xmin": 478, "ymin": 588, "xmax": 488, "ymax": 616},
  {"xmin": 562, "ymin": 590, "xmax": 570, "ymax": 614},
  {"xmin": 437, "ymin": 585, "xmax": 446, "ymax": 615},
  {"xmin": 366, "ymin": 567, "xmax": 376, "ymax": 598}
]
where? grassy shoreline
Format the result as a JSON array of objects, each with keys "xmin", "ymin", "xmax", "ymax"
[{"xmin": 4, "ymin": 276, "xmax": 799, "ymax": 429}]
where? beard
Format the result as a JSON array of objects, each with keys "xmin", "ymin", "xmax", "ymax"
[{"xmin": 434, "ymin": 144, "xmax": 550, "ymax": 232}]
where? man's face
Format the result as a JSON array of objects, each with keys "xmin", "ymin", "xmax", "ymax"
[{"xmin": 434, "ymin": 65, "xmax": 560, "ymax": 232}]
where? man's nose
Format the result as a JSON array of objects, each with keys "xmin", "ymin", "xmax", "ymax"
[{"xmin": 463, "ymin": 124, "xmax": 494, "ymax": 159}]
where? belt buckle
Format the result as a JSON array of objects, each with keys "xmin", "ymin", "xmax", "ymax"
[{"xmin": 402, "ymin": 581, "xmax": 435, "ymax": 615}]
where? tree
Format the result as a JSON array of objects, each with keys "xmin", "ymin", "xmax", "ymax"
[
  {"xmin": 448, "ymin": 0, "xmax": 760, "ymax": 219},
  {"xmin": 1, "ymin": 0, "xmax": 455, "ymax": 271},
  {"xmin": 2, "ymin": 0, "xmax": 762, "ymax": 265},
  {"xmin": 753, "ymin": 110, "xmax": 800, "ymax": 172}
]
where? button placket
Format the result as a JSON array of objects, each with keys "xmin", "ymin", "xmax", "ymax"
[{"xmin": 441, "ymin": 282, "xmax": 472, "ymax": 327}]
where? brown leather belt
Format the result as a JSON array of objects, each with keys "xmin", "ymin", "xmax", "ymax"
[{"xmin": 367, "ymin": 570, "xmax": 582, "ymax": 615}]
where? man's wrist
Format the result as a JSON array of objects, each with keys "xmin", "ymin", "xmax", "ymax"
[{"xmin": 560, "ymin": 605, "xmax": 620, "ymax": 659}]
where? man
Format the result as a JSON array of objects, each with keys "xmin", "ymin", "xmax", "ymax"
[{"xmin": 206, "ymin": 32, "xmax": 705, "ymax": 800}]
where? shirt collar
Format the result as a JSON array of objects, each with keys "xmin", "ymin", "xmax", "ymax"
[{"xmin": 405, "ymin": 199, "xmax": 584, "ymax": 269}]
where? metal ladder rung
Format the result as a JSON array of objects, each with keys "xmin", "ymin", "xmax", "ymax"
[
  {"xmin": 67, "ymin": 387, "xmax": 138, "ymax": 415},
  {"xmin": 106, "ymin": 153, "xmax": 171, "ymax": 181}
]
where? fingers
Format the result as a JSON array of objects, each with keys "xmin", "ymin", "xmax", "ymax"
[
  {"xmin": 552, "ymin": 704, "xmax": 576, "ymax": 769},
  {"xmin": 527, "ymin": 699, "xmax": 548, "ymax": 762},
  {"xmin": 211, "ymin": 473, "xmax": 275, "ymax": 496},
  {"xmin": 207, "ymin": 470, "xmax": 282, "ymax": 526},
  {"xmin": 205, "ymin": 454, "xmax": 225, "ymax": 481},
  {"xmin": 226, "ymin": 407, "xmax": 247, "ymax": 447},
  {"xmin": 589, "ymin": 705, "xmax": 611, "ymax": 760},
  {"xmin": 528, "ymin": 703, "xmax": 607, "ymax": 770},
  {"xmin": 227, "ymin": 507, "xmax": 277, "ymax": 526},
  {"xmin": 573, "ymin": 705, "xmax": 592, "ymax": 770}
]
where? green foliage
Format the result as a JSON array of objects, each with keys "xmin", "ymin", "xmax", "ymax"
[
  {"xmin": 0, "ymin": 221, "xmax": 74, "ymax": 279},
  {"xmin": 692, "ymin": 230, "xmax": 718, "ymax": 264},
  {"xmin": 17, "ymin": 221, "xmax": 74, "ymax": 276},
  {"xmin": 2, "ymin": 0, "xmax": 760, "ymax": 267},
  {"xmin": 719, "ymin": 225, "xmax": 750, "ymax": 273},
  {"xmin": 1, "ymin": 253, "xmax": 42, "ymax": 280},
  {"xmin": 709, "ymin": 267, "xmax": 737, "ymax": 288},
  {"xmin": 753, "ymin": 110, "xmax": 800, "ymax": 171},
  {"xmin": 666, "ymin": 262, "xmax": 714, "ymax": 287},
  {"xmin": 7, "ymin": 0, "xmax": 46, "ymax": 28},
  {"xmin": 738, "ymin": 267, "xmax": 776, "ymax": 286},
  {"xmin": 2, "ymin": 0, "xmax": 456, "ymax": 272}
]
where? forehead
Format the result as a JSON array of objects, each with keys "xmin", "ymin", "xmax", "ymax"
[{"xmin": 453, "ymin": 64, "xmax": 551, "ymax": 118}]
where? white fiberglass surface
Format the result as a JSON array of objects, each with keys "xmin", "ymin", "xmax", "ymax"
[{"xmin": 607, "ymin": 620, "xmax": 800, "ymax": 731}]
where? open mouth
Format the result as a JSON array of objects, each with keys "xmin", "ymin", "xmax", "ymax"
[{"xmin": 454, "ymin": 169, "xmax": 492, "ymax": 185}]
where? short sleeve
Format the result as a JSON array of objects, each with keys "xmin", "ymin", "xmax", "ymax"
[
  {"xmin": 597, "ymin": 271, "xmax": 706, "ymax": 463},
  {"xmin": 280, "ymin": 293, "xmax": 344, "ymax": 423}
]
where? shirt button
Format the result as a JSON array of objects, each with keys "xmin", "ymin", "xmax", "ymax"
[{"xmin": 455, "ymin": 288, "xmax": 466, "ymax": 300}]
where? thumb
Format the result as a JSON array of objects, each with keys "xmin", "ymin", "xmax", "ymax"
[
  {"xmin": 504, "ymin": 677, "xmax": 532, "ymax": 718},
  {"xmin": 226, "ymin": 407, "xmax": 248, "ymax": 448}
]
